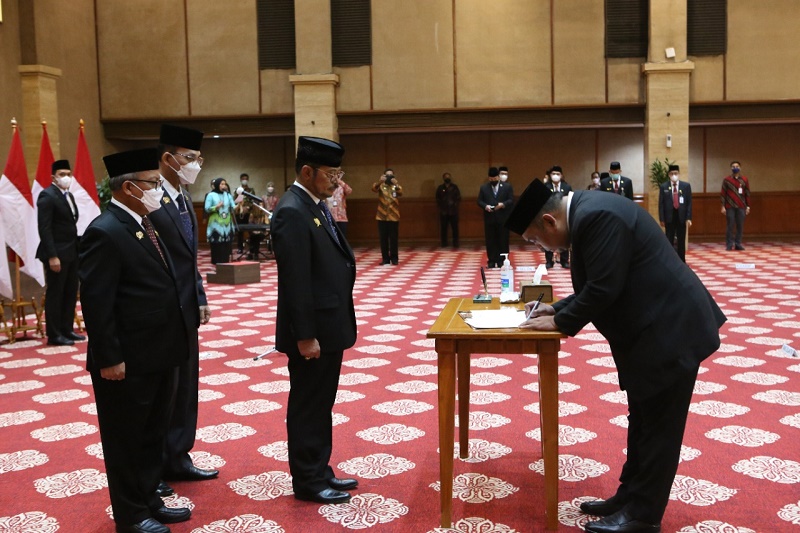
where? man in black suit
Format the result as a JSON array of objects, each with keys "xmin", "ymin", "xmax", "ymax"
[
  {"xmin": 477, "ymin": 167, "xmax": 514, "ymax": 268},
  {"xmin": 506, "ymin": 180, "xmax": 726, "ymax": 533},
  {"xmin": 271, "ymin": 136, "xmax": 359, "ymax": 505},
  {"xmin": 600, "ymin": 161, "xmax": 634, "ymax": 200},
  {"xmin": 79, "ymin": 148, "xmax": 193, "ymax": 533},
  {"xmin": 658, "ymin": 164, "xmax": 693, "ymax": 262},
  {"xmin": 150, "ymin": 125, "xmax": 217, "ymax": 488},
  {"xmin": 543, "ymin": 165, "xmax": 572, "ymax": 269},
  {"xmin": 36, "ymin": 160, "xmax": 85, "ymax": 346}
]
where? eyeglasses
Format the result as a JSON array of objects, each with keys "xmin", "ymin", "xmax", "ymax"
[
  {"xmin": 130, "ymin": 178, "xmax": 164, "ymax": 191},
  {"xmin": 314, "ymin": 167, "xmax": 345, "ymax": 181},
  {"xmin": 170, "ymin": 152, "xmax": 204, "ymax": 167}
]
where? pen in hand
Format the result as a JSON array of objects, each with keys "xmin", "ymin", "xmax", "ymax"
[{"xmin": 525, "ymin": 292, "xmax": 545, "ymax": 320}]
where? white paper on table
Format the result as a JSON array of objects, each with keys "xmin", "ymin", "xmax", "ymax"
[{"xmin": 463, "ymin": 308, "xmax": 527, "ymax": 329}]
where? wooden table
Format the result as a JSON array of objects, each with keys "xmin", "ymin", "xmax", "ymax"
[{"xmin": 427, "ymin": 297, "xmax": 565, "ymax": 530}]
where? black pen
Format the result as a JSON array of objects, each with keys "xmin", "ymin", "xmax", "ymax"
[
  {"xmin": 525, "ymin": 292, "xmax": 545, "ymax": 320},
  {"xmin": 480, "ymin": 266, "xmax": 489, "ymax": 295}
]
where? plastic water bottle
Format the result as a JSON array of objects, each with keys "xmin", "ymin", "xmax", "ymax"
[{"xmin": 500, "ymin": 254, "xmax": 514, "ymax": 294}]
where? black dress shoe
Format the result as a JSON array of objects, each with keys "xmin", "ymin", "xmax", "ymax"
[
  {"xmin": 155, "ymin": 480, "xmax": 174, "ymax": 497},
  {"xmin": 734, "ymin": 244, "xmax": 745, "ymax": 250},
  {"xmin": 294, "ymin": 488, "xmax": 351, "ymax": 504},
  {"xmin": 561, "ymin": 261, "xmax": 570, "ymax": 268},
  {"xmin": 545, "ymin": 262, "xmax": 555, "ymax": 269},
  {"xmin": 65, "ymin": 331, "xmax": 86, "ymax": 341},
  {"xmin": 115, "ymin": 518, "xmax": 169, "ymax": 533},
  {"xmin": 163, "ymin": 464, "xmax": 219, "ymax": 481},
  {"xmin": 328, "ymin": 477, "xmax": 358, "ymax": 491},
  {"xmin": 47, "ymin": 336, "xmax": 74, "ymax": 346},
  {"xmin": 579, "ymin": 498, "xmax": 624, "ymax": 517},
  {"xmin": 584, "ymin": 509, "xmax": 660, "ymax": 533},
  {"xmin": 151, "ymin": 506, "xmax": 191, "ymax": 524}
]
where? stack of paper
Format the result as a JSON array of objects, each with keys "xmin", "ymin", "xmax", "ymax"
[{"xmin": 463, "ymin": 308, "xmax": 527, "ymax": 329}]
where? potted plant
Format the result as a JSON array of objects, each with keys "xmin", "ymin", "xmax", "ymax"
[{"xmin": 649, "ymin": 157, "xmax": 675, "ymax": 190}]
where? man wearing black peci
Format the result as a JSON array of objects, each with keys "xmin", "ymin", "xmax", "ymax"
[
  {"xmin": 271, "ymin": 136, "xmax": 359, "ymax": 505},
  {"xmin": 80, "ymin": 148, "xmax": 193, "ymax": 533},
  {"xmin": 36, "ymin": 159, "xmax": 85, "ymax": 346},
  {"xmin": 506, "ymin": 179, "xmax": 725, "ymax": 533},
  {"xmin": 151, "ymin": 124, "xmax": 216, "ymax": 489}
]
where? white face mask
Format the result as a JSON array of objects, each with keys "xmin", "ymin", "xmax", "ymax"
[
  {"xmin": 550, "ymin": 174, "xmax": 561, "ymax": 183},
  {"xmin": 169, "ymin": 155, "xmax": 202, "ymax": 185},
  {"xmin": 267, "ymin": 187, "xmax": 274, "ymax": 194},
  {"xmin": 131, "ymin": 183, "xmax": 163, "ymax": 213},
  {"xmin": 56, "ymin": 176, "xmax": 72, "ymax": 190},
  {"xmin": 670, "ymin": 174, "xmax": 679, "ymax": 183},
  {"xmin": 592, "ymin": 177, "xmax": 600, "ymax": 185},
  {"xmin": 499, "ymin": 173, "xmax": 508, "ymax": 182},
  {"xmin": 241, "ymin": 180, "xmax": 248, "ymax": 186}
]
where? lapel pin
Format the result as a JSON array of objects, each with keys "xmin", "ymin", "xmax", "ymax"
[
  {"xmin": 135, "ymin": 231, "xmax": 144, "ymax": 240},
  {"xmin": 314, "ymin": 218, "xmax": 321, "ymax": 227},
  {"xmin": 163, "ymin": 197, "xmax": 171, "ymax": 204}
]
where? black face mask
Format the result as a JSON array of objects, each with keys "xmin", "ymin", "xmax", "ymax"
[{"xmin": 444, "ymin": 178, "xmax": 451, "ymax": 184}]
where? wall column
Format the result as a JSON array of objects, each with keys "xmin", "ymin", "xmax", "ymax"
[
  {"xmin": 291, "ymin": 0, "xmax": 338, "ymax": 143},
  {"xmin": 18, "ymin": 65, "xmax": 62, "ymax": 165},
  {"xmin": 642, "ymin": 0, "xmax": 693, "ymax": 221}
]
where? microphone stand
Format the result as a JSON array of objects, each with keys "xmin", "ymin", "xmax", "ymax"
[{"xmin": 253, "ymin": 347, "xmax": 277, "ymax": 361}]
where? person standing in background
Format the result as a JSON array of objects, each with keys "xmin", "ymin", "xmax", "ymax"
[
  {"xmin": 720, "ymin": 161, "xmax": 751, "ymax": 251},
  {"xmin": 151, "ymin": 124, "xmax": 216, "ymax": 490},
  {"xmin": 262, "ymin": 181, "xmax": 280, "ymax": 213},
  {"xmin": 435, "ymin": 172, "xmax": 461, "ymax": 248},
  {"xmin": 498, "ymin": 166, "xmax": 510, "ymax": 183},
  {"xmin": 372, "ymin": 169, "xmax": 403, "ymax": 265},
  {"xmin": 477, "ymin": 167, "xmax": 514, "ymax": 268},
  {"xmin": 36, "ymin": 159, "xmax": 85, "ymax": 346},
  {"xmin": 587, "ymin": 171, "xmax": 602, "ymax": 190},
  {"xmin": 271, "ymin": 136, "xmax": 359, "ymax": 505},
  {"xmin": 327, "ymin": 174, "xmax": 352, "ymax": 238},
  {"xmin": 544, "ymin": 166, "xmax": 572, "ymax": 269},
  {"xmin": 659, "ymin": 164, "xmax": 693, "ymax": 262},
  {"xmin": 204, "ymin": 177, "xmax": 236, "ymax": 264},
  {"xmin": 235, "ymin": 173, "xmax": 255, "ymax": 254},
  {"xmin": 600, "ymin": 161, "xmax": 634, "ymax": 200}
]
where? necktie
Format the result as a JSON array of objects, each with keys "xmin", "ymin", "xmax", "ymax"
[
  {"xmin": 672, "ymin": 185, "xmax": 679, "ymax": 209},
  {"xmin": 318, "ymin": 200, "xmax": 341, "ymax": 246},
  {"xmin": 614, "ymin": 181, "xmax": 619, "ymax": 193},
  {"xmin": 175, "ymin": 193, "xmax": 195, "ymax": 248},
  {"xmin": 65, "ymin": 192, "xmax": 77, "ymax": 220},
  {"xmin": 142, "ymin": 216, "xmax": 167, "ymax": 267},
  {"xmin": 493, "ymin": 185, "xmax": 498, "ymax": 197}
]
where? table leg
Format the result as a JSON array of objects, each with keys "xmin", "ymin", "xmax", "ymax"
[
  {"xmin": 538, "ymin": 340, "xmax": 560, "ymax": 530},
  {"xmin": 457, "ymin": 351, "xmax": 471, "ymax": 458},
  {"xmin": 438, "ymin": 349, "xmax": 456, "ymax": 528}
]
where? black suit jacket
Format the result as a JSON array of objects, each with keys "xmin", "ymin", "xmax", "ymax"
[
  {"xmin": 149, "ymin": 188, "xmax": 207, "ymax": 330},
  {"xmin": 599, "ymin": 176, "xmax": 634, "ymax": 200},
  {"xmin": 271, "ymin": 185, "xmax": 357, "ymax": 356},
  {"xmin": 552, "ymin": 191, "xmax": 725, "ymax": 398},
  {"xmin": 658, "ymin": 180, "xmax": 692, "ymax": 224},
  {"xmin": 545, "ymin": 181, "xmax": 573, "ymax": 195},
  {"xmin": 477, "ymin": 182, "xmax": 515, "ymax": 223},
  {"xmin": 79, "ymin": 203, "xmax": 189, "ymax": 374},
  {"xmin": 36, "ymin": 184, "xmax": 79, "ymax": 262}
]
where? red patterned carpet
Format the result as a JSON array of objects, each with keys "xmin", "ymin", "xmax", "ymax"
[{"xmin": 1, "ymin": 242, "xmax": 799, "ymax": 533}]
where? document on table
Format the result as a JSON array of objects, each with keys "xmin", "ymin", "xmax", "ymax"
[{"xmin": 462, "ymin": 308, "xmax": 527, "ymax": 329}]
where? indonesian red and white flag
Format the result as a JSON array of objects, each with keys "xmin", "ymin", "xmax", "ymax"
[
  {"xmin": 32, "ymin": 122, "xmax": 55, "ymax": 206},
  {"xmin": 0, "ymin": 122, "xmax": 44, "ymax": 286},
  {"xmin": 71, "ymin": 121, "xmax": 101, "ymax": 236}
]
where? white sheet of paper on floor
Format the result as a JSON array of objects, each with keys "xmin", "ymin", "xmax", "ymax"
[
  {"xmin": 734, "ymin": 263, "xmax": 755, "ymax": 270},
  {"xmin": 781, "ymin": 344, "xmax": 798, "ymax": 357}
]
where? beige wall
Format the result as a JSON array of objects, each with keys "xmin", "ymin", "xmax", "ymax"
[{"xmin": 0, "ymin": 0, "xmax": 24, "ymax": 152}]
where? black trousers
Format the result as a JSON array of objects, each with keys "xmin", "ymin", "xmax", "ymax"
[
  {"xmin": 483, "ymin": 219, "xmax": 508, "ymax": 267},
  {"xmin": 44, "ymin": 259, "xmax": 79, "ymax": 340},
  {"xmin": 440, "ymin": 213, "xmax": 459, "ymax": 247},
  {"xmin": 377, "ymin": 221, "xmax": 399, "ymax": 263},
  {"xmin": 163, "ymin": 330, "xmax": 199, "ymax": 474},
  {"xmin": 665, "ymin": 212, "xmax": 687, "ymax": 262},
  {"xmin": 725, "ymin": 207, "xmax": 746, "ymax": 248},
  {"xmin": 286, "ymin": 350, "xmax": 344, "ymax": 494},
  {"xmin": 235, "ymin": 214, "xmax": 249, "ymax": 250},
  {"xmin": 210, "ymin": 241, "xmax": 232, "ymax": 264},
  {"xmin": 92, "ymin": 368, "xmax": 177, "ymax": 526},
  {"xmin": 611, "ymin": 365, "xmax": 698, "ymax": 523}
]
